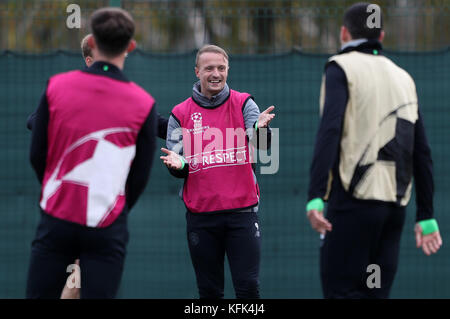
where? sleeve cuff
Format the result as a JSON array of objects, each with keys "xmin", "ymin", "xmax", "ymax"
[
  {"xmin": 178, "ymin": 156, "xmax": 186, "ymax": 170},
  {"xmin": 418, "ymin": 219, "xmax": 439, "ymax": 235},
  {"xmin": 306, "ymin": 198, "xmax": 324, "ymax": 212}
]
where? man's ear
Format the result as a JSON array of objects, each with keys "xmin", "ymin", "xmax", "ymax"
[
  {"xmin": 85, "ymin": 56, "xmax": 93, "ymax": 67},
  {"xmin": 127, "ymin": 39, "xmax": 136, "ymax": 53},
  {"xmin": 195, "ymin": 66, "xmax": 199, "ymax": 79},
  {"xmin": 87, "ymin": 34, "xmax": 95, "ymax": 50},
  {"xmin": 378, "ymin": 30, "xmax": 385, "ymax": 43},
  {"xmin": 340, "ymin": 25, "xmax": 352, "ymax": 43}
]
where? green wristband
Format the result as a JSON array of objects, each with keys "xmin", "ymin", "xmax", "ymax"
[
  {"xmin": 418, "ymin": 219, "xmax": 439, "ymax": 235},
  {"xmin": 306, "ymin": 198, "xmax": 324, "ymax": 212},
  {"xmin": 178, "ymin": 156, "xmax": 185, "ymax": 170},
  {"xmin": 254, "ymin": 120, "xmax": 259, "ymax": 132}
]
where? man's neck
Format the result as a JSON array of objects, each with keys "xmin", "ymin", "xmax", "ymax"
[
  {"xmin": 94, "ymin": 54, "xmax": 125, "ymax": 70},
  {"xmin": 341, "ymin": 38, "xmax": 368, "ymax": 51},
  {"xmin": 193, "ymin": 81, "xmax": 230, "ymax": 108}
]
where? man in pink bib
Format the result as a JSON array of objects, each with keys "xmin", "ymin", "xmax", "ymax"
[
  {"xmin": 27, "ymin": 8, "xmax": 157, "ymax": 298},
  {"xmin": 161, "ymin": 45, "xmax": 275, "ymax": 299}
]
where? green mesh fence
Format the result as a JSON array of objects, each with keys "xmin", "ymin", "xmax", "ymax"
[
  {"xmin": 0, "ymin": 48, "xmax": 449, "ymax": 298},
  {"xmin": 1, "ymin": 0, "xmax": 449, "ymax": 54}
]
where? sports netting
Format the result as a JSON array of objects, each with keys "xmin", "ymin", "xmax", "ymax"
[{"xmin": 0, "ymin": 48, "xmax": 449, "ymax": 298}]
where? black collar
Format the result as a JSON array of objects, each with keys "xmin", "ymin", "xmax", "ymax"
[
  {"xmin": 82, "ymin": 61, "xmax": 129, "ymax": 82},
  {"xmin": 339, "ymin": 39, "xmax": 383, "ymax": 56}
]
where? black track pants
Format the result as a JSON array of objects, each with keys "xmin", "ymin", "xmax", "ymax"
[
  {"xmin": 186, "ymin": 211, "xmax": 261, "ymax": 299},
  {"xmin": 320, "ymin": 202, "xmax": 406, "ymax": 299},
  {"xmin": 26, "ymin": 212, "xmax": 129, "ymax": 299}
]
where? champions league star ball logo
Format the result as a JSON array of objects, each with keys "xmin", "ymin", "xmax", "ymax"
[
  {"xmin": 40, "ymin": 128, "xmax": 137, "ymax": 227},
  {"xmin": 191, "ymin": 112, "xmax": 202, "ymax": 123},
  {"xmin": 191, "ymin": 112, "xmax": 202, "ymax": 129},
  {"xmin": 189, "ymin": 112, "xmax": 209, "ymax": 135}
]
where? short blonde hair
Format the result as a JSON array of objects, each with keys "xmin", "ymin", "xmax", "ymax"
[
  {"xmin": 195, "ymin": 44, "xmax": 229, "ymax": 67},
  {"xmin": 81, "ymin": 34, "xmax": 92, "ymax": 59}
]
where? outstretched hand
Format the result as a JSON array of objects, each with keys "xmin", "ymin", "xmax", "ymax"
[
  {"xmin": 258, "ymin": 106, "xmax": 275, "ymax": 128},
  {"xmin": 415, "ymin": 223, "xmax": 442, "ymax": 255},
  {"xmin": 160, "ymin": 148, "xmax": 183, "ymax": 170}
]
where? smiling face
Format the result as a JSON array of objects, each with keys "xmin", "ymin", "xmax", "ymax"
[{"xmin": 195, "ymin": 52, "xmax": 229, "ymax": 99}]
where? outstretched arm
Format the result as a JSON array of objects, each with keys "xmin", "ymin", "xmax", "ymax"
[
  {"xmin": 243, "ymin": 99, "xmax": 274, "ymax": 150},
  {"xmin": 164, "ymin": 115, "xmax": 188, "ymax": 178},
  {"xmin": 257, "ymin": 105, "xmax": 275, "ymax": 129}
]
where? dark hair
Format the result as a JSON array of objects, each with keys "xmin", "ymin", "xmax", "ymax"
[
  {"xmin": 80, "ymin": 34, "xmax": 92, "ymax": 59},
  {"xmin": 90, "ymin": 7, "xmax": 135, "ymax": 57},
  {"xmin": 343, "ymin": 2, "xmax": 383, "ymax": 40}
]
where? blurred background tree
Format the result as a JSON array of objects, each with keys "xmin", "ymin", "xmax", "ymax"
[{"xmin": 0, "ymin": 0, "xmax": 448, "ymax": 54}]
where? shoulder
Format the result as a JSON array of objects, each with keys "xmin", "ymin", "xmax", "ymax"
[
  {"xmin": 128, "ymin": 82, "xmax": 156, "ymax": 104},
  {"xmin": 384, "ymin": 57, "xmax": 416, "ymax": 85},
  {"xmin": 48, "ymin": 70, "xmax": 82, "ymax": 88},
  {"xmin": 324, "ymin": 61, "xmax": 347, "ymax": 83},
  {"xmin": 49, "ymin": 69, "xmax": 82, "ymax": 80},
  {"xmin": 230, "ymin": 89, "xmax": 251, "ymax": 99},
  {"xmin": 229, "ymin": 89, "xmax": 253, "ymax": 108}
]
